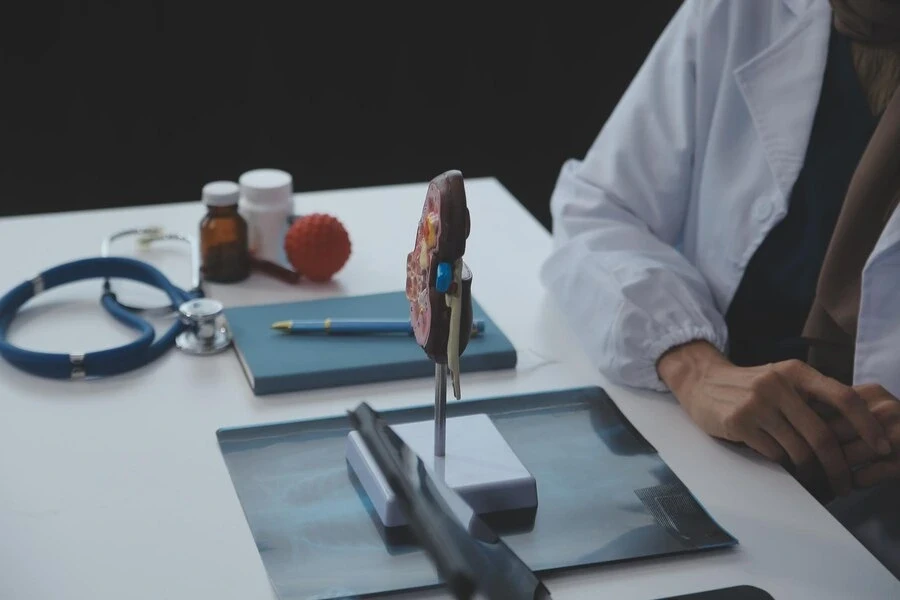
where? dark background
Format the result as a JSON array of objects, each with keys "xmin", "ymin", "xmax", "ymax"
[{"xmin": 1, "ymin": 3, "xmax": 682, "ymax": 230}]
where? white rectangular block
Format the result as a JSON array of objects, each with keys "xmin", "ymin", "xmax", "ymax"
[{"xmin": 346, "ymin": 413, "xmax": 537, "ymax": 527}]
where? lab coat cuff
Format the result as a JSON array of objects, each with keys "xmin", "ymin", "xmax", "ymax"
[{"xmin": 643, "ymin": 327, "xmax": 728, "ymax": 392}]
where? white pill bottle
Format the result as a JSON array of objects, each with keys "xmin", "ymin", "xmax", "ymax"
[{"xmin": 238, "ymin": 168, "xmax": 294, "ymax": 265}]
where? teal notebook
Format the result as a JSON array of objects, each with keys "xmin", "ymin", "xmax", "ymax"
[{"xmin": 224, "ymin": 291, "xmax": 517, "ymax": 395}]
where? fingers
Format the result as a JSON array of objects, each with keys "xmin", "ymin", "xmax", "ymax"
[
  {"xmin": 743, "ymin": 429, "xmax": 786, "ymax": 462},
  {"xmin": 777, "ymin": 393, "xmax": 852, "ymax": 495},
  {"xmin": 784, "ymin": 361, "xmax": 891, "ymax": 456},
  {"xmin": 853, "ymin": 459, "xmax": 900, "ymax": 488},
  {"xmin": 854, "ymin": 383, "xmax": 893, "ymax": 402},
  {"xmin": 733, "ymin": 412, "xmax": 838, "ymax": 497},
  {"xmin": 830, "ymin": 396, "xmax": 900, "ymax": 444},
  {"xmin": 829, "ymin": 416, "xmax": 857, "ymax": 443},
  {"xmin": 842, "ymin": 402, "xmax": 900, "ymax": 466},
  {"xmin": 843, "ymin": 438, "xmax": 879, "ymax": 466},
  {"xmin": 761, "ymin": 411, "xmax": 815, "ymax": 468}
]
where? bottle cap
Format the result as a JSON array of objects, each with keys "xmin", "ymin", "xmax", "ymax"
[
  {"xmin": 202, "ymin": 181, "xmax": 240, "ymax": 207},
  {"xmin": 239, "ymin": 168, "xmax": 293, "ymax": 208}
]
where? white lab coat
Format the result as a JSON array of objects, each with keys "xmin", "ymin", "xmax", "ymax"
[
  {"xmin": 540, "ymin": 0, "xmax": 900, "ymax": 578},
  {"xmin": 541, "ymin": 0, "xmax": 900, "ymax": 398}
]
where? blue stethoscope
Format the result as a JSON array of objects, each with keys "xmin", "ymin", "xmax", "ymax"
[{"xmin": 0, "ymin": 227, "xmax": 232, "ymax": 380}]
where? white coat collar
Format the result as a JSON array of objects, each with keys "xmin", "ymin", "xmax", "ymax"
[{"xmin": 733, "ymin": 0, "xmax": 833, "ymax": 204}]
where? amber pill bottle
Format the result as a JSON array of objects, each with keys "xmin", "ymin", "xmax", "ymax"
[{"xmin": 199, "ymin": 181, "xmax": 251, "ymax": 283}]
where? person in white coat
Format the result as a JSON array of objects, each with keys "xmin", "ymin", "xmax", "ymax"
[{"xmin": 541, "ymin": 0, "xmax": 900, "ymax": 578}]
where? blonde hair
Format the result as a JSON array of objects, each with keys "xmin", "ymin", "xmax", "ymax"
[{"xmin": 851, "ymin": 43, "xmax": 900, "ymax": 115}]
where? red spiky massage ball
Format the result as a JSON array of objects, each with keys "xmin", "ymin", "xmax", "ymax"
[{"xmin": 284, "ymin": 213, "xmax": 352, "ymax": 282}]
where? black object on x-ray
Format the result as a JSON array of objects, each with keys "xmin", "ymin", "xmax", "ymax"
[{"xmin": 347, "ymin": 401, "xmax": 552, "ymax": 600}]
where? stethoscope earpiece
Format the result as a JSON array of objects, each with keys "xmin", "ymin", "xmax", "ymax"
[{"xmin": 100, "ymin": 227, "xmax": 203, "ymax": 317}]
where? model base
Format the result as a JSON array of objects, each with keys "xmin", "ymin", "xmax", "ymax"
[{"xmin": 346, "ymin": 413, "xmax": 537, "ymax": 527}]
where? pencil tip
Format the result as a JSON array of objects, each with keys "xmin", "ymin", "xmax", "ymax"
[{"xmin": 271, "ymin": 321, "xmax": 290, "ymax": 331}]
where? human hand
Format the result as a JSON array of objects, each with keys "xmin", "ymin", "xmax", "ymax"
[
  {"xmin": 829, "ymin": 384, "xmax": 900, "ymax": 489},
  {"xmin": 657, "ymin": 341, "xmax": 892, "ymax": 497}
]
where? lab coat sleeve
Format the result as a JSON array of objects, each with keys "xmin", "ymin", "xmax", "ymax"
[{"xmin": 540, "ymin": 0, "xmax": 729, "ymax": 392}]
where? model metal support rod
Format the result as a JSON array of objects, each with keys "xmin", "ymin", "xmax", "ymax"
[{"xmin": 434, "ymin": 363, "xmax": 447, "ymax": 457}]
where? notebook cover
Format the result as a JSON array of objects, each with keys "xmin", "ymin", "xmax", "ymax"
[{"xmin": 223, "ymin": 291, "xmax": 517, "ymax": 395}]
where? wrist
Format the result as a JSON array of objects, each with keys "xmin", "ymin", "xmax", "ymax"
[{"xmin": 656, "ymin": 340, "xmax": 729, "ymax": 396}]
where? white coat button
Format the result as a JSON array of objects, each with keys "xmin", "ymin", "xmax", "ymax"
[{"xmin": 753, "ymin": 198, "xmax": 774, "ymax": 221}]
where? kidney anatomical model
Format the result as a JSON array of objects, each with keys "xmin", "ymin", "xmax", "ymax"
[{"xmin": 405, "ymin": 170, "xmax": 474, "ymax": 399}]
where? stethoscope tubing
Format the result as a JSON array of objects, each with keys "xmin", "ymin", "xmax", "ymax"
[{"xmin": 0, "ymin": 256, "xmax": 199, "ymax": 379}]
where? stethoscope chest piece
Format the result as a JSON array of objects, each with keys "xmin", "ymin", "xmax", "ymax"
[{"xmin": 175, "ymin": 298, "xmax": 233, "ymax": 355}]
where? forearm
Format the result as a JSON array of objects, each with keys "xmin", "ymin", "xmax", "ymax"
[{"xmin": 656, "ymin": 340, "xmax": 731, "ymax": 399}]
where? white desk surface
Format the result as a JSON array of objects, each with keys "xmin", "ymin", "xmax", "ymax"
[{"xmin": 0, "ymin": 177, "xmax": 897, "ymax": 600}]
